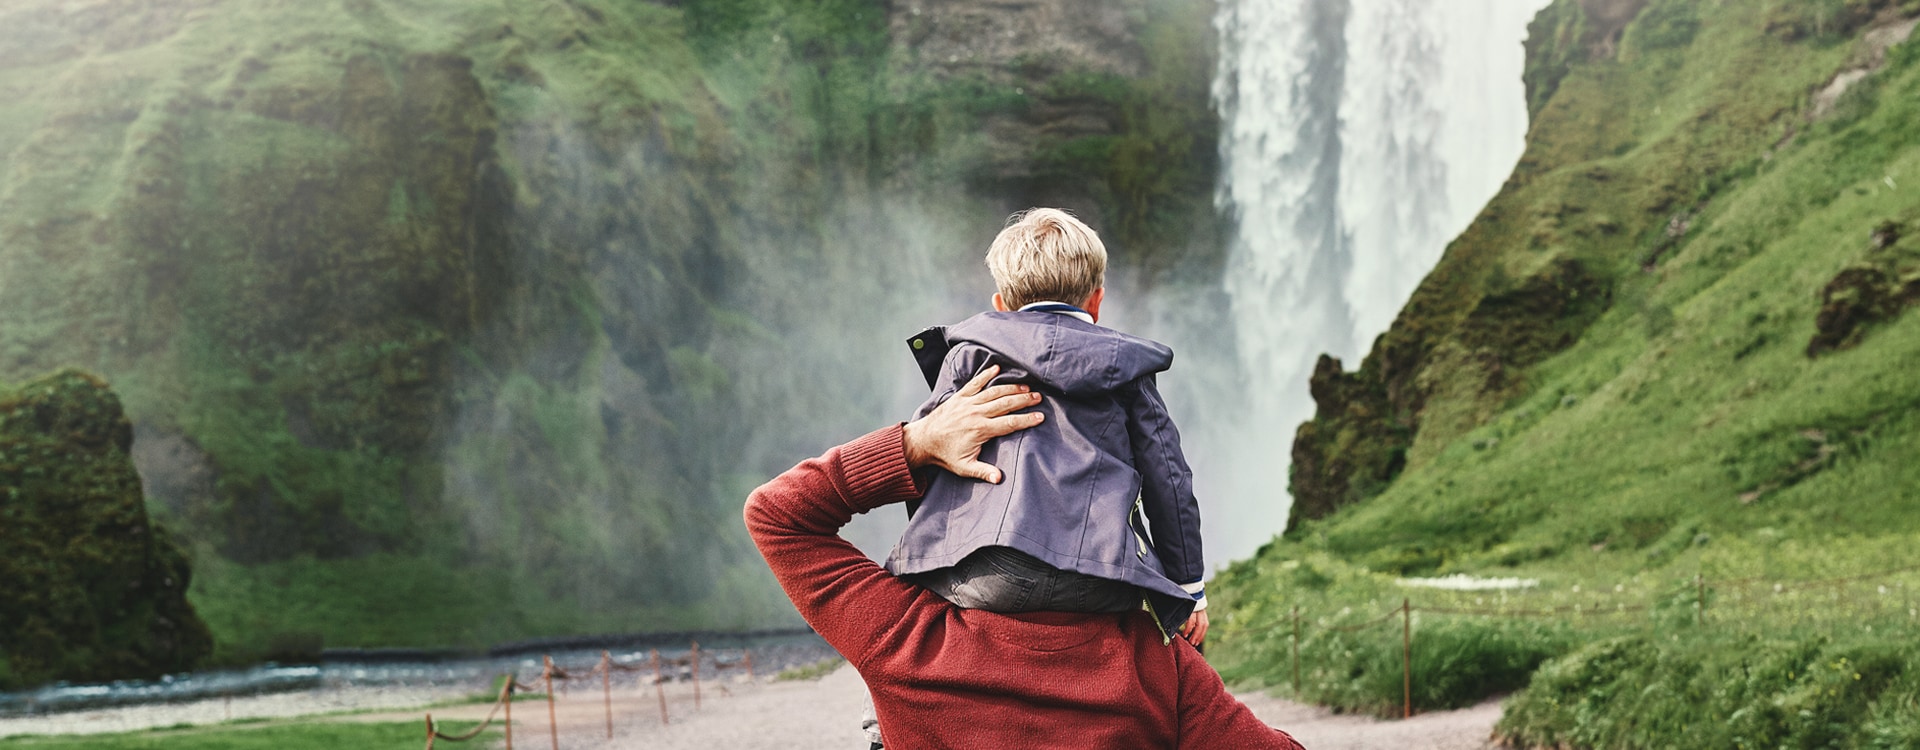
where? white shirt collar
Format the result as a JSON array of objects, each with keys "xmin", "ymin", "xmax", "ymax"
[{"xmin": 1018, "ymin": 301, "xmax": 1095, "ymax": 324}]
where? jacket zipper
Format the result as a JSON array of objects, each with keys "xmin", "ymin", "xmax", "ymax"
[
  {"xmin": 1132, "ymin": 497, "xmax": 1150, "ymax": 560},
  {"xmin": 1142, "ymin": 596, "xmax": 1171, "ymax": 646},
  {"xmin": 1132, "ymin": 495, "xmax": 1170, "ymax": 645}
]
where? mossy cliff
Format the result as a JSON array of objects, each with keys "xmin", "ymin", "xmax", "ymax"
[
  {"xmin": 1219, "ymin": 0, "xmax": 1920, "ymax": 745},
  {"xmin": 0, "ymin": 0, "xmax": 1217, "ymax": 671},
  {"xmin": 0, "ymin": 370, "xmax": 212, "ymax": 690},
  {"xmin": 1288, "ymin": 0, "xmax": 1920, "ymax": 524}
]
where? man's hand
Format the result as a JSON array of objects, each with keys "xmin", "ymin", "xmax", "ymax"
[
  {"xmin": 903, "ymin": 364, "xmax": 1043, "ymax": 483},
  {"xmin": 1179, "ymin": 610, "xmax": 1209, "ymax": 647}
]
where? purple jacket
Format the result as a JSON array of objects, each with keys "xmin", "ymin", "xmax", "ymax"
[{"xmin": 885, "ymin": 309, "xmax": 1203, "ymax": 634}]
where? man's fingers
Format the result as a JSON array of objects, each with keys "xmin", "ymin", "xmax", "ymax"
[
  {"xmin": 973, "ymin": 382, "xmax": 1031, "ymax": 404},
  {"xmin": 980, "ymin": 389, "xmax": 1041, "ymax": 417},
  {"xmin": 957, "ymin": 364, "xmax": 1000, "ymax": 398},
  {"xmin": 983, "ymin": 411, "xmax": 1044, "ymax": 439},
  {"xmin": 951, "ymin": 459, "xmax": 1003, "ymax": 484}
]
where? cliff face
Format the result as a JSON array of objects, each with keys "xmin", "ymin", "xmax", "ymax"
[
  {"xmin": 1216, "ymin": 4, "xmax": 1920, "ymax": 740},
  {"xmin": 1287, "ymin": 0, "xmax": 1920, "ymax": 526},
  {"xmin": 0, "ymin": 0, "xmax": 1221, "ymax": 666},
  {"xmin": 0, "ymin": 370, "xmax": 212, "ymax": 689}
]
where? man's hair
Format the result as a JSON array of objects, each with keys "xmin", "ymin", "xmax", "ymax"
[{"xmin": 984, "ymin": 208, "xmax": 1107, "ymax": 311}]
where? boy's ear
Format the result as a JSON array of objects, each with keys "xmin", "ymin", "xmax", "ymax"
[
  {"xmin": 1084, "ymin": 288, "xmax": 1104, "ymax": 322},
  {"xmin": 992, "ymin": 293, "xmax": 1010, "ymax": 312}
]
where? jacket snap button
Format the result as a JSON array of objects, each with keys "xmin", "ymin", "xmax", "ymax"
[{"xmin": 912, "ymin": 339, "xmax": 925, "ymax": 350}]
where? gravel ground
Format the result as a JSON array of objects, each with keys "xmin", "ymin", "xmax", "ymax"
[
  {"xmin": 3, "ymin": 662, "xmax": 1501, "ymax": 749},
  {"xmin": 408, "ymin": 663, "xmax": 1501, "ymax": 750},
  {"xmin": 0, "ymin": 684, "xmax": 469, "ymax": 739}
]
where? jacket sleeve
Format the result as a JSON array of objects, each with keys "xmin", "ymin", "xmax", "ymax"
[
  {"xmin": 742, "ymin": 426, "xmax": 932, "ymax": 668},
  {"xmin": 910, "ymin": 344, "xmax": 993, "ymax": 420},
  {"xmin": 1175, "ymin": 644, "xmax": 1306, "ymax": 749},
  {"xmin": 1124, "ymin": 374, "xmax": 1206, "ymax": 600}
]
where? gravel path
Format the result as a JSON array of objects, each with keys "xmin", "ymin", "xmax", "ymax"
[
  {"xmin": 4, "ymin": 662, "xmax": 1501, "ymax": 749},
  {"xmin": 401, "ymin": 663, "xmax": 1501, "ymax": 749},
  {"xmin": 0, "ymin": 684, "xmax": 470, "ymax": 739}
]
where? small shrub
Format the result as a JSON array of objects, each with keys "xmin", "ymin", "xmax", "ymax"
[{"xmin": 774, "ymin": 657, "xmax": 844, "ymax": 682}]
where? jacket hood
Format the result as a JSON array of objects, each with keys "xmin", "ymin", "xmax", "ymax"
[{"xmin": 910, "ymin": 311, "xmax": 1172, "ymax": 396}]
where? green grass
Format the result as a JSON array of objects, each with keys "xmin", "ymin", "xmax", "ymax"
[
  {"xmin": 773, "ymin": 657, "xmax": 845, "ymax": 682},
  {"xmin": 1216, "ymin": 1, "xmax": 1920, "ymax": 745},
  {"xmin": 0, "ymin": 719, "xmax": 485, "ymax": 749}
]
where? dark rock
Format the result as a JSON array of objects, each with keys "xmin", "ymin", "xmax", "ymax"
[
  {"xmin": 1808, "ymin": 266, "xmax": 1918, "ymax": 356},
  {"xmin": 0, "ymin": 369, "xmax": 212, "ymax": 690},
  {"xmin": 1289, "ymin": 259, "xmax": 1609, "ymax": 525}
]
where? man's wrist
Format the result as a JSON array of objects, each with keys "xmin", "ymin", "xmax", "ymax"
[{"xmin": 900, "ymin": 419, "xmax": 930, "ymax": 470}]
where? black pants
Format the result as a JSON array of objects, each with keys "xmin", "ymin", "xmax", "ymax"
[{"xmin": 904, "ymin": 546, "xmax": 1140, "ymax": 614}]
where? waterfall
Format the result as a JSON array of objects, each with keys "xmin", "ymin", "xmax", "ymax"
[{"xmin": 1188, "ymin": 0, "xmax": 1549, "ymax": 566}]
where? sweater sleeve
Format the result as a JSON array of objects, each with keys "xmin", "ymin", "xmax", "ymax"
[
  {"xmin": 1125, "ymin": 375, "xmax": 1206, "ymax": 596},
  {"xmin": 1176, "ymin": 645, "xmax": 1306, "ymax": 749},
  {"xmin": 742, "ymin": 426, "xmax": 930, "ymax": 667}
]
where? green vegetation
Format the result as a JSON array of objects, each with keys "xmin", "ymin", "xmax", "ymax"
[
  {"xmin": 0, "ymin": 370, "xmax": 210, "ymax": 690},
  {"xmin": 1218, "ymin": 0, "xmax": 1920, "ymax": 746},
  {"xmin": 0, "ymin": 0, "xmax": 1219, "ymax": 678},
  {"xmin": 773, "ymin": 656, "xmax": 845, "ymax": 682},
  {"xmin": 0, "ymin": 719, "xmax": 485, "ymax": 750}
]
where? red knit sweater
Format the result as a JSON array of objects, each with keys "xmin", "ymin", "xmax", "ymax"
[{"xmin": 745, "ymin": 425, "xmax": 1305, "ymax": 749}]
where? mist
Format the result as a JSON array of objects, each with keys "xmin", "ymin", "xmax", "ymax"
[
  {"xmin": 0, "ymin": 0, "xmax": 1545, "ymax": 660},
  {"xmin": 1179, "ymin": 0, "xmax": 1549, "ymax": 566}
]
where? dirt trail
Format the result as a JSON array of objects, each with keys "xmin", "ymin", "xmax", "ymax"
[{"xmin": 400, "ymin": 664, "xmax": 1501, "ymax": 749}]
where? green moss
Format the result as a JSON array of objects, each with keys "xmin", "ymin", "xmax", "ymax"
[{"xmin": 0, "ymin": 370, "xmax": 211, "ymax": 689}]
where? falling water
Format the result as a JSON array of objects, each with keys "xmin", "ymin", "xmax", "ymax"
[{"xmin": 1190, "ymin": 0, "xmax": 1549, "ymax": 566}]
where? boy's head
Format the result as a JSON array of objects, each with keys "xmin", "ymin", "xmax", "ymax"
[{"xmin": 984, "ymin": 208, "xmax": 1107, "ymax": 317}]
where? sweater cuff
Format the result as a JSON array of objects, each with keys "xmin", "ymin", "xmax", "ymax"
[
  {"xmin": 836, "ymin": 424, "xmax": 924, "ymax": 513},
  {"xmin": 1182, "ymin": 581, "xmax": 1207, "ymax": 612}
]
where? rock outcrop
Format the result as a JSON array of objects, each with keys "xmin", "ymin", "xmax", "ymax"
[{"xmin": 0, "ymin": 370, "xmax": 212, "ymax": 689}]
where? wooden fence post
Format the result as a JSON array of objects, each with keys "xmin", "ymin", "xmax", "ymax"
[
  {"xmin": 601, "ymin": 650, "xmax": 614, "ymax": 740},
  {"xmin": 691, "ymin": 641, "xmax": 702, "ymax": 710},
  {"xmin": 1291, "ymin": 605, "xmax": 1301, "ymax": 694},
  {"xmin": 424, "ymin": 713, "xmax": 435, "ymax": 750},
  {"xmin": 652, "ymin": 649, "xmax": 668, "ymax": 725},
  {"xmin": 1401, "ymin": 598, "xmax": 1412, "ymax": 720},
  {"xmin": 746, "ymin": 649, "xmax": 756, "ymax": 681},
  {"xmin": 504, "ymin": 677, "xmax": 514, "ymax": 750},
  {"xmin": 543, "ymin": 656, "xmax": 558, "ymax": 750}
]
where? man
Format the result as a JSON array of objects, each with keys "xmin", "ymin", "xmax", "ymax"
[{"xmin": 745, "ymin": 365, "xmax": 1304, "ymax": 748}]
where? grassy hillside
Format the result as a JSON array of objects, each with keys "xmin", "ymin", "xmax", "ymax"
[{"xmin": 1213, "ymin": 1, "xmax": 1920, "ymax": 746}]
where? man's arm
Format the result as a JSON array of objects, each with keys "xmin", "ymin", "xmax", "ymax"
[
  {"xmin": 1175, "ymin": 644, "xmax": 1307, "ymax": 749},
  {"xmin": 743, "ymin": 366, "xmax": 1043, "ymax": 664}
]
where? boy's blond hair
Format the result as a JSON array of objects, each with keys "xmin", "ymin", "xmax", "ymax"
[{"xmin": 984, "ymin": 208, "xmax": 1107, "ymax": 311}]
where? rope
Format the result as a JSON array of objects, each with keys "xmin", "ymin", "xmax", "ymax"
[
  {"xmin": 1420, "ymin": 603, "xmax": 1651, "ymax": 617},
  {"xmin": 1713, "ymin": 563, "xmax": 1920, "ymax": 592},
  {"xmin": 423, "ymin": 678, "xmax": 513, "ymax": 747},
  {"xmin": 1325, "ymin": 608, "xmax": 1401, "ymax": 632}
]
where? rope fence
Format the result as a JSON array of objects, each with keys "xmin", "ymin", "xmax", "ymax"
[
  {"xmin": 420, "ymin": 641, "xmax": 761, "ymax": 749},
  {"xmin": 1282, "ymin": 562, "xmax": 1920, "ymax": 720}
]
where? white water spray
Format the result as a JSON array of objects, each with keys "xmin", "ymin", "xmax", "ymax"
[{"xmin": 1189, "ymin": 0, "xmax": 1548, "ymax": 567}]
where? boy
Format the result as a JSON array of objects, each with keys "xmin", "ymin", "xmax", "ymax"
[
  {"xmin": 888, "ymin": 207, "xmax": 1207, "ymax": 641},
  {"xmin": 861, "ymin": 208, "xmax": 1206, "ymax": 747}
]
